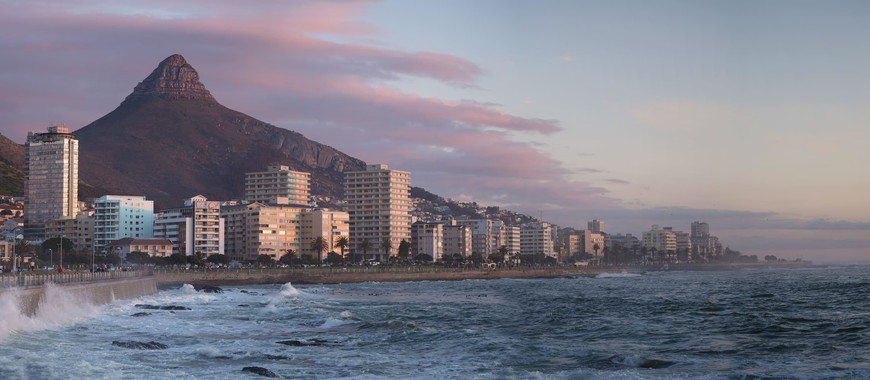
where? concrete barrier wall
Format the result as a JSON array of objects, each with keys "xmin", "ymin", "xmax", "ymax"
[{"xmin": 4, "ymin": 276, "xmax": 157, "ymax": 316}]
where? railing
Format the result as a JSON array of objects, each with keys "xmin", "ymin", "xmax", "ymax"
[
  {"xmin": 151, "ymin": 264, "xmax": 573, "ymax": 276},
  {"xmin": 0, "ymin": 269, "xmax": 152, "ymax": 288}
]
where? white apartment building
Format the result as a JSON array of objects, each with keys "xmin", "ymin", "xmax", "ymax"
[
  {"xmin": 443, "ymin": 222, "xmax": 472, "ymax": 259},
  {"xmin": 642, "ymin": 224, "xmax": 677, "ymax": 259},
  {"xmin": 456, "ymin": 219, "xmax": 494, "ymax": 257},
  {"xmin": 411, "ymin": 221, "xmax": 443, "ymax": 262},
  {"xmin": 587, "ymin": 219, "xmax": 605, "ymax": 234},
  {"xmin": 520, "ymin": 222, "xmax": 554, "ymax": 258},
  {"xmin": 94, "ymin": 195, "xmax": 154, "ymax": 250},
  {"xmin": 24, "ymin": 126, "xmax": 78, "ymax": 241},
  {"xmin": 153, "ymin": 195, "xmax": 224, "ymax": 257},
  {"xmin": 245, "ymin": 165, "xmax": 311, "ymax": 205},
  {"xmin": 221, "ymin": 202, "xmax": 306, "ymax": 262},
  {"xmin": 344, "ymin": 164, "xmax": 411, "ymax": 261},
  {"xmin": 301, "ymin": 209, "xmax": 349, "ymax": 261}
]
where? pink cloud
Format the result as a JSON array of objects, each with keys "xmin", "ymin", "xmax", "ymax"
[{"xmin": 0, "ymin": 0, "xmax": 607, "ymax": 219}]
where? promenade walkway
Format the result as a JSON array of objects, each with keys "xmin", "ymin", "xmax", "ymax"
[{"xmin": 0, "ymin": 270, "xmax": 152, "ymax": 288}]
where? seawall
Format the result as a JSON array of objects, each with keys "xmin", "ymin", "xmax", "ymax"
[
  {"xmin": 155, "ymin": 267, "xmax": 610, "ymax": 287},
  {"xmin": 1, "ymin": 276, "xmax": 157, "ymax": 316},
  {"xmin": 155, "ymin": 261, "xmax": 816, "ymax": 288}
]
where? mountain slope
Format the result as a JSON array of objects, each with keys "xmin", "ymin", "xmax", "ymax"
[
  {"xmin": 0, "ymin": 133, "xmax": 24, "ymax": 196},
  {"xmin": 73, "ymin": 54, "xmax": 365, "ymax": 208}
]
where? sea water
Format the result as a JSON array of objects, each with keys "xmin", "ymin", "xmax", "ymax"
[{"xmin": 0, "ymin": 266, "xmax": 867, "ymax": 379}]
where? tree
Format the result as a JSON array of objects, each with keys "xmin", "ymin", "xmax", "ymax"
[
  {"xmin": 413, "ymin": 254, "xmax": 433, "ymax": 263},
  {"xmin": 397, "ymin": 239, "xmax": 411, "ymax": 262},
  {"xmin": 380, "ymin": 238, "xmax": 393, "ymax": 261},
  {"xmin": 592, "ymin": 243, "xmax": 600, "ymax": 260},
  {"xmin": 279, "ymin": 249, "xmax": 297, "ymax": 266},
  {"xmin": 256, "ymin": 254, "xmax": 274, "ymax": 267},
  {"xmin": 311, "ymin": 236, "xmax": 329, "ymax": 263},
  {"xmin": 168, "ymin": 253, "xmax": 188, "ymax": 265},
  {"xmin": 358, "ymin": 239, "xmax": 372, "ymax": 263},
  {"xmin": 325, "ymin": 251, "xmax": 343, "ymax": 265},
  {"xmin": 335, "ymin": 236, "xmax": 349, "ymax": 261},
  {"xmin": 41, "ymin": 237, "xmax": 73, "ymax": 255},
  {"xmin": 126, "ymin": 251, "xmax": 151, "ymax": 265},
  {"xmin": 206, "ymin": 254, "xmax": 230, "ymax": 265}
]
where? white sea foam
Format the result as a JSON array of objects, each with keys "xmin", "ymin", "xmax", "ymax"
[
  {"xmin": 180, "ymin": 283, "xmax": 197, "ymax": 294},
  {"xmin": 595, "ymin": 272, "xmax": 642, "ymax": 279},
  {"xmin": 0, "ymin": 284, "xmax": 102, "ymax": 338}
]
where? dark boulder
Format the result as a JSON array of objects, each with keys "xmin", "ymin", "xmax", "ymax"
[
  {"xmin": 242, "ymin": 366, "xmax": 279, "ymax": 378},
  {"xmin": 135, "ymin": 304, "xmax": 191, "ymax": 310},
  {"xmin": 197, "ymin": 285, "xmax": 224, "ymax": 293},
  {"xmin": 112, "ymin": 340, "xmax": 168, "ymax": 350},
  {"xmin": 276, "ymin": 339, "xmax": 336, "ymax": 347},
  {"xmin": 131, "ymin": 312, "xmax": 152, "ymax": 317}
]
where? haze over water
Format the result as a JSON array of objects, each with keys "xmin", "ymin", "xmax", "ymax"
[{"xmin": 0, "ymin": 266, "xmax": 867, "ymax": 379}]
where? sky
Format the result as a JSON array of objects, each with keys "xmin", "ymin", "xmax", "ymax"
[{"xmin": 1, "ymin": 0, "xmax": 868, "ymax": 263}]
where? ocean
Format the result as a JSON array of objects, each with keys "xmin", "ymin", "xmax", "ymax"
[{"xmin": 0, "ymin": 266, "xmax": 867, "ymax": 379}]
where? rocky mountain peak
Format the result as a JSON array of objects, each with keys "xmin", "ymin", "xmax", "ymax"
[{"xmin": 122, "ymin": 54, "xmax": 216, "ymax": 104}]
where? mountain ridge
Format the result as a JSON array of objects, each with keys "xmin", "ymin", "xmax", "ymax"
[{"xmin": 72, "ymin": 54, "xmax": 366, "ymax": 208}]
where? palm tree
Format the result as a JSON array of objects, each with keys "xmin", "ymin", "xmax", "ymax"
[
  {"xmin": 380, "ymin": 238, "xmax": 393, "ymax": 262},
  {"xmin": 335, "ymin": 236, "xmax": 349, "ymax": 261},
  {"xmin": 280, "ymin": 248, "xmax": 297, "ymax": 267},
  {"xmin": 359, "ymin": 238, "xmax": 372, "ymax": 263},
  {"xmin": 592, "ymin": 243, "xmax": 601, "ymax": 262},
  {"xmin": 311, "ymin": 236, "xmax": 329, "ymax": 264}
]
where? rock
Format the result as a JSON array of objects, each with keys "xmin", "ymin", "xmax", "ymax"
[
  {"xmin": 238, "ymin": 304, "xmax": 250, "ymax": 307},
  {"xmin": 276, "ymin": 339, "xmax": 336, "ymax": 347},
  {"xmin": 196, "ymin": 285, "xmax": 224, "ymax": 293},
  {"xmin": 131, "ymin": 312, "xmax": 152, "ymax": 317},
  {"xmin": 112, "ymin": 340, "xmax": 168, "ymax": 350},
  {"xmin": 135, "ymin": 304, "xmax": 191, "ymax": 311},
  {"xmin": 242, "ymin": 366, "xmax": 278, "ymax": 378}
]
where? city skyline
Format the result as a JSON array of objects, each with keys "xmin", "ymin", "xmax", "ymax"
[{"xmin": 1, "ymin": 1, "xmax": 868, "ymax": 262}]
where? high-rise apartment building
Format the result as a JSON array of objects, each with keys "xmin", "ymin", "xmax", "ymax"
[
  {"xmin": 520, "ymin": 222, "xmax": 554, "ymax": 258},
  {"xmin": 45, "ymin": 212, "xmax": 94, "ymax": 253},
  {"xmin": 301, "ymin": 209, "xmax": 349, "ymax": 261},
  {"xmin": 443, "ymin": 222, "xmax": 472, "ymax": 259},
  {"xmin": 588, "ymin": 219, "xmax": 605, "ymax": 234},
  {"xmin": 411, "ymin": 221, "xmax": 443, "ymax": 262},
  {"xmin": 221, "ymin": 202, "xmax": 305, "ymax": 262},
  {"xmin": 93, "ymin": 195, "xmax": 154, "ymax": 249},
  {"xmin": 642, "ymin": 224, "xmax": 676, "ymax": 260},
  {"xmin": 245, "ymin": 165, "xmax": 310, "ymax": 205},
  {"xmin": 344, "ymin": 164, "xmax": 411, "ymax": 261},
  {"xmin": 154, "ymin": 195, "xmax": 224, "ymax": 257},
  {"xmin": 24, "ymin": 126, "xmax": 78, "ymax": 241}
]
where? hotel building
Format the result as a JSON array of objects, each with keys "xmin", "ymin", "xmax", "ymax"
[
  {"xmin": 344, "ymin": 164, "xmax": 411, "ymax": 261},
  {"xmin": 24, "ymin": 126, "xmax": 78, "ymax": 241},
  {"xmin": 245, "ymin": 165, "xmax": 310, "ymax": 205},
  {"xmin": 93, "ymin": 195, "xmax": 154, "ymax": 250}
]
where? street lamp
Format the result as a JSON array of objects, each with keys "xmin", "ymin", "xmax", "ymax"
[{"xmin": 58, "ymin": 235, "xmax": 64, "ymax": 273}]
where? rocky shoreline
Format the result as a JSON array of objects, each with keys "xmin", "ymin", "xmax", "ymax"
[{"xmin": 154, "ymin": 261, "xmax": 814, "ymax": 288}]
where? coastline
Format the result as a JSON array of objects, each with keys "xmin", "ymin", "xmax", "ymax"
[{"xmin": 154, "ymin": 261, "xmax": 814, "ymax": 288}]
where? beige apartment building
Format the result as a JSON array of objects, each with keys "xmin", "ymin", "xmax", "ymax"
[
  {"xmin": 221, "ymin": 202, "xmax": 305, "ymax": 262},
  {"xmin": 344, "ymin": 164, "xmax": 411, "ymax": 261},
  {"xmin": 300, "ymin": 209, "xmax": 349, "ymax": 261},
  {"xmin": 24, "ymin": 126, "xmax": 79, "ymax": 241},
  {"xmin": 520, "ymin": 221, "xmax": 554, "ymax": 258},
  {"xmin": 154, "ymin": 195, "xmax": 224, "ymax": 257},
  {"xmin": 643, "ymin": 224, "xmax": 677, "ymax": 260},
  {"xmin": 245, "ymin": 165, "xmax": 310, "ymax": 205},
  {"xmin": 105, "ymin": 237, "xmax": 173, "ymax": 258},
  {"xmin": 45, "ymin": 212, "xmax": 94, "ymax": 253},
  {"xmin": 411, "ymin": 221, "xmax": 443, "ymax": 262},
  {"xmin": 443, "ymin": 222, "xmax": 472, "ymax": 259}
]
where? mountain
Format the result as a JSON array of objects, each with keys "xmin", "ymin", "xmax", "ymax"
[
  {"xmin": 73, "ymin": 54, "xmax": 366, "ymax": 208},
  {"xmin": 0, "ymin": 133, "xmax": 24, "ymax": 196}
]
